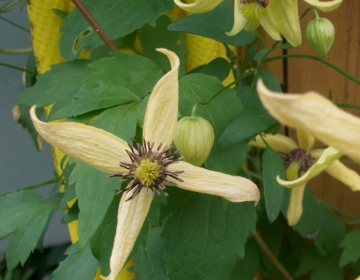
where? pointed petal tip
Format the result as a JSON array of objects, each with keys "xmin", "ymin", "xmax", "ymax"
[
  {"xmin": 174, "ymin": 0, "xmax": 223, "ymax": 13},
  {"xmin": 156, "ymin": 48, "xmax": 180, "ymax": 70}
]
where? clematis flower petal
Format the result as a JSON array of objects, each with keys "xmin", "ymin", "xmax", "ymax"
[
  {"xmin": 260, "ymin": 12, "xmax": 282, "ymax": 41},
  {"xmin": 167, "ymin": 161, "xmax": 260, "ymax": 203},
  {"xmin": 325, "ymin": 160, "xmax": 360, "ymax": 192},
  {"xmin": 101, "ymin": 190, "xmax": 154, "ymax": 280},
  {"xmin": 266, "ymin": 0, "xmax": 301, "ymax": 46},
  {"xmin": 30, "ymin": 106, "xmax": 129, "ymax": 173},
  {"xmin": 277, "ymin": 147, "xmax": 343, "ymax": 188},
  {"xmin": 226, "ymin": 1, "xmax": 247, "ymax": 36},
  {"xmin": 143, "ymin": 48, "xmax": 180, "ymax": 147},
  {"xmin": 304, "ymin": 0, "xmax": 342, "ymax": 12},
  {"xmin": 257, "ymin": 80, "xmax": 360, "ymax": 163},
  {"xmin": 296, "ymin": 129, "xmax": 315, "ymax": 151},
  {"xmin": 173, "ymin": 0, "xmax": 223, "ymax": 13},
  {"xmin": 287, "ymin": 184, "xmax": 306, "ymax": 226},
  {"xmin": 248, "ymin": 134, "xmax": 298, "ymax": 153}
]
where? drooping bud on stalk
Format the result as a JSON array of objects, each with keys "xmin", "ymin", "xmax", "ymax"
[
  {"xmin": 174, "ymin": 116, "xmax": 215, "ymax": 167},
  {"xmin": 306, "ymin": 17, "xmax": 335, "ymax": 57}
]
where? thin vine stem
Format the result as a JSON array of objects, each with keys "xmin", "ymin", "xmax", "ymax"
[
  {"xmin": 0, "ymin": 15, "xmax": 30, "ymax": 32},
  {"xmin": 261, "ymin": 54, "xmax": 360, "ymax": 86},
  {"xmin": 0, "ymin": 61, "xmax": 36, "ymax": 74},
  {"xmin": 0, "ymin": 47, "xmax": 32, "ymax": 55},
  {"xmin": 253, "ymin": 232, "xmax": 294, "ymax": 280},
  {"xmin": 71, "ymin": 0, "xmax": 118, "ymax": 52}
]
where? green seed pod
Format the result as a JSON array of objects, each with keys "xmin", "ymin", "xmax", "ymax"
[
  {"xmin": 306, "ymin": 17, "xmax": 335, "ymax": 58},
  {"xmin": 174, "ymin": 116, "xmax": 214, "ymax": 167}
]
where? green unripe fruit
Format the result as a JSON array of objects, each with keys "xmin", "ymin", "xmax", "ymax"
[
  {"xmin": 174, "ymin": 116, "xmax": 214, "ymax": 167},
  {"xmin": 306, "ymin": 17, "xmax": 335, "ymax": 58}
]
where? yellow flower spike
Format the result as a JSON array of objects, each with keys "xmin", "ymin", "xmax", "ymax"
[
  {"xmin": 287, "ymin": 184, "xmax": 306, "ymax": 226},
  {"xmin": 277, "ymin": 147, "xmax": 343, "ymax": 188},
  {"xmin": 257, "ymin": 79, "xmax": 360, "ymax": 164},
  {"xmin": 304, "ymin": 0, "xmax": 342, "ymax": 12},
  {"xmin": 173, "ymin": 0, "xmax": 224, "ymax": 13},
  {"xmin": 30, "ymin": 49, "xmax": 260, "ymax": 280}
]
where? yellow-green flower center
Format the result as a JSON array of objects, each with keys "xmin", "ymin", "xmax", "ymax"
[
  {"xmin": 134, "ymin": 159, "xmax": 161, "ymax": 187},
  {"xmin": 240, "ymin": 2, "xmax": 266, "ymax": 22},
  {"xmin": 285, "ymin": 163, "xmax": 300, "ymax": 181}
]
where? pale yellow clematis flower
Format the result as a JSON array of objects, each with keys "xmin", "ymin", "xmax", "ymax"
[
  {"xmin": 30, "ymin": 49, "xmax": 260, "ymax": 280},
  {"xmin": 174, "ymin": 0, "xmax": 342, "ymax": 47},
  {"xmin": 255, "ymin": 79, "xmax": 360, "ymax": 225}
]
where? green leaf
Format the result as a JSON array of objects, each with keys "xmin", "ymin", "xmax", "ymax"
[
  {"xmin": 262, "ymin": 145, "xmax": 285, "ymax": 223},
  {"xmin": 0, "ymin": 191, "xmax": 57, "ymax": 270},
  {"xmin": 59, "ymin": 0, "xmax": 173, "ymax": 60},
  {"xmin": 296, "ymin": 246, "xmax": 343, "ymax": 280},
  {"xmin": 163, "ymin": 188, "xmax": 256, "ymax": 280},
  {"xmin": 314, "ymin": 204, "xmax": 345, "ymax": 255},
  {"xmin": 59, "ymin": 82, "xmax": 140, "ymax": 118},
  {"xmin": 253, "ymin": 47, "xmax": 271, "ymax": 61},
  {"xmin": 6, "ymin": 211, "xmax": 53, "ymax": 270},
  {"xmin": 70, "ymin": 162, "xmax": 119, "ymax": 247},
  {"xmin": 0, "ymin": 191, "xmax": 58, "ymax": 239},
  {"xmin": 218, "ymin": 107, "xmax": 277, "ymax": 150},
  {"xmin": 52, "ymin": 243, "xmax": 98, "ymax": 280},
  {"xmin": 340, "ymin": 230, "xmax": 360, "ymax": 266},
  {"xmin": 61, "ymin": 200, "xmax": 79, "ymax": 224},
  {"xmin": 178, "ymin": 73, "xmax": 246, "ymax": 174},
  {"xmin": 90, "ymin": 194, "xmax": 120, "ymax": 276},
  {"xmin": 48, "ymin": 53, "xmax": 162, "ymax": 120},
  {"xmin": 91, "ymin": 97, "xmax": 148, "ymax": 142},
  {"xmin": 140, "ymin": 15, "xmax": 187, "ymax": 76},
  {"xmin": 168, "ymin": 0, "xmax": 256, "ymax": 46},
  {"xmin": 198, "ymin": 57, "xmax": 232, "ymax": 82},
  {"xmin": 256, "ymin": 70, "xmax": 282, "ymax": 93},
  {"xmin": 133, "ymin": 228, "xmax": 169, "ymax": 280},
  {"xmin": 17, "ymin": 60, "xmax": 95, "ymax": 108},
  {"xmin": 230, "ymin": 239, "xmax": 259, "ymax": 280}
]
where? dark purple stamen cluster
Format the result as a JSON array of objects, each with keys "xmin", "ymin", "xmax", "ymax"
[
  {"xmin": 108, "ymin": 137, "xmax": 184, "ymax": 202},
  {"xmin": 240, "ymin": 0, "xmax": 269, "ymax": 8},
  {"xmin": 282, "ymin": 148, "xmax": 313, "ymax": 177}
]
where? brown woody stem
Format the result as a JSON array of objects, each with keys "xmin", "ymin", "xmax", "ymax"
[{"xmin": 71, "ymin": 0, "xmax": 118, "ymax": 52}]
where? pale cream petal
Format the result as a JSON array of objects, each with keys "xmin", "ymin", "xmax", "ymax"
[
  {"xmin": 325, "ymin": 160, "xmax": 360, "ymax": 192},
  {"xmin": 266, "ymin": 0, "xmax": 301, "ymax": 46},
  {"xmin": 248, "ymin": 134, "xmax": 298, "ymax": 153},
  {"xmin": 226, "ymin": 1, "xmax": 247, "ymax": 36},
  {"xmin": 277, "ymin": 147, "xmax": 343, "ymax": 188},
  {"xmin": 296, "ymin": 129, "xmax": 315, "ymax": 151},
  {"xmin": 174, "ymin": 0, "xmax": 223, "ymax": 13},
  {"xmin": 30, "ymin": 106, "xmax": 129, "ymax": 173},
  {"xmin": 167, "ymin": 161, "xmax": 260, "ymax": 203},
  {"xmin": 287, "ymin": 184, "xmax": 306, "ymax": 226},
  {"xmin": 260, "ymin": 12, "xmax": 282, "ymax": 41},
  {"xmin": 257, "ymin": 80, "xmax": 360, "ymax": 163},
  {"xmin": 101, "ymin": 190, "xmax": 154, "ymax": 280},
  {"xmin": 143, "ymin": 49, "xmax": 180, "ymax": 147},
  {"xmin": 304, "ymin": 0, "xmax": 342, "ymax": 12}
]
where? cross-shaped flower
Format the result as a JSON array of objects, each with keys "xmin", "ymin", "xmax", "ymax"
[
  {"xmin": 255, "ymin": 80, "xmax": 360, "ymax": 225},
  {"xmin": 30, "ymin": 49, "xmax": 260, "ymax": 280},
  {"xmin": 174, "ymin": 0, "xmax": 342, "ymax": 47}
]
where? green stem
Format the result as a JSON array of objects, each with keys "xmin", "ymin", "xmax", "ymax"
[
  {"xmin": 262, "ymin": 54, "xmax": 360, "ymax": 86},
  {"xmin": 245, "ymin": 170, "xmax": 263, "ymax": 181},
  {"xmin": 253, "ymin": 232, "xmax": 294, "ymax": 280},
  {"xmin": 0, "ymin": 61, "xmax": 36, "ymax": 74},
  {"xmin": 0, "ymin": 15, "xmax": 30, "ymax": 32},
  {"xmin": 0, "ymin": 177, "xmax": 61, "ymax": 198},
  {"xmin": 0, "ymin": 47, "xmax": 32, "ymax": 54},
  {"xmin": 299, "ymin": 7, "xmax": 317, "ymax": 20}
]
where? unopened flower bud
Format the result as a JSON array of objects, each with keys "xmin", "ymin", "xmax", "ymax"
[
  {"xmin": 174, "ymin": 116, "xmax": 214, "ymax": 167},
  {"xmin": 306, "ymin": 17, "xmax": 335, "ymax": 57}
]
